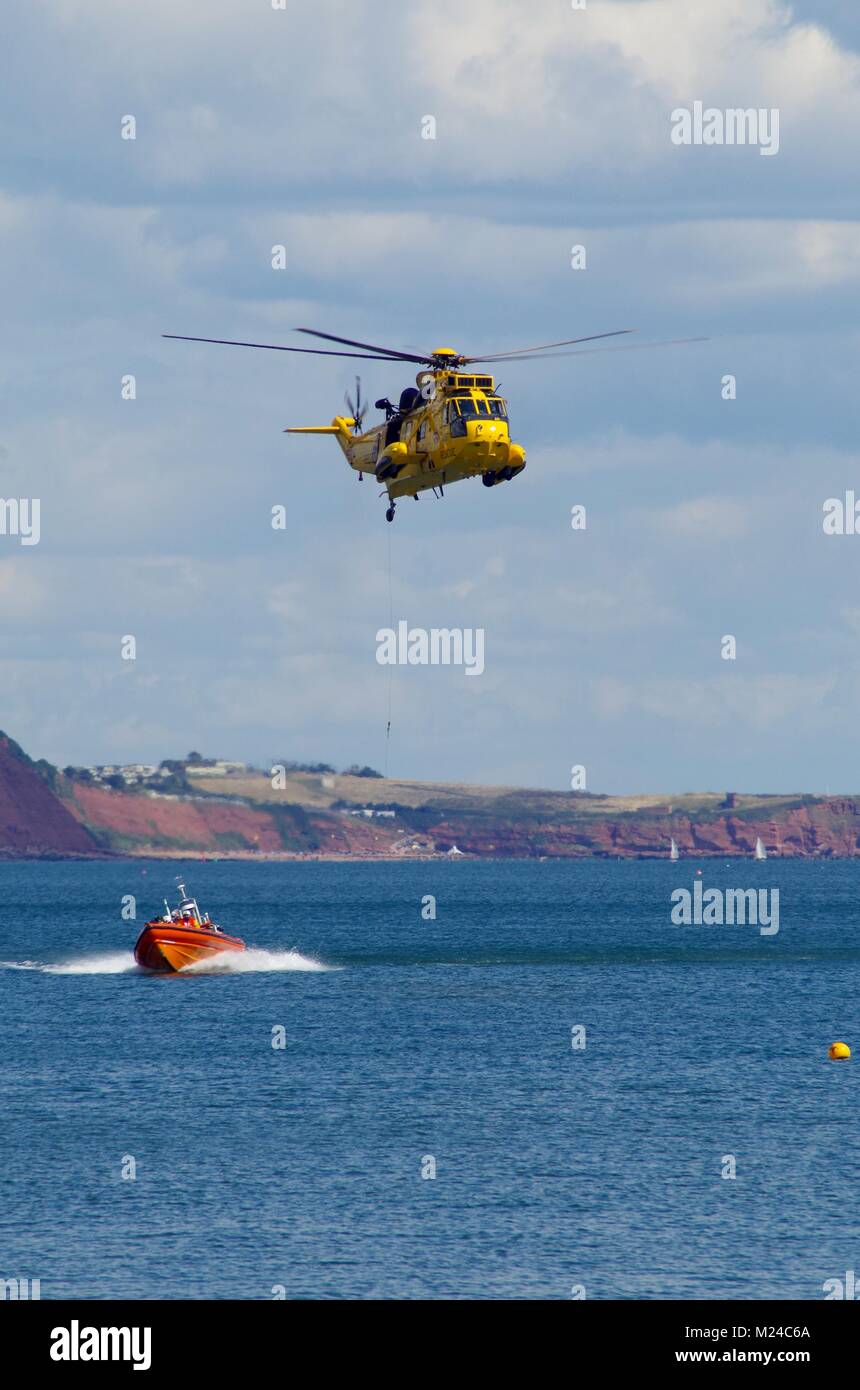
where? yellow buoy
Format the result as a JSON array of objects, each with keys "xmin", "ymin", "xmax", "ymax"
[{"xmin": 829, "ymin": 1041, "xmax": 851, "ymax": 1060}]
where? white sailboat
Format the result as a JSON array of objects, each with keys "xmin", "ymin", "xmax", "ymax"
[
  {"xmin": 754, "ymin": 837, "xmax": 766, "ymax": 861},
  {"xmin": 669, "ymin": 838, "xmax": 679, "ymax": 861}
]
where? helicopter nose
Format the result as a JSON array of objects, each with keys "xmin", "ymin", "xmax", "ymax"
[{"xmin": 465, "ymin": 419, "xmax": 511, "ymax": 461}]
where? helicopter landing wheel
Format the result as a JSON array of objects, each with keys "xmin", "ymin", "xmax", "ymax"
[{"xmin": 385, "ymin": 504, "xmax": 396, "ymax": 523}]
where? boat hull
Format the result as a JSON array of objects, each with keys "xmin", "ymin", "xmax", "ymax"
[{"xmin": 134, "ymin": 922, "xmax": 246, "ymax": 973}]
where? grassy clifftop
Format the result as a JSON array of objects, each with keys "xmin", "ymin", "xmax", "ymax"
[{"xmin": 188, "ymin": 769, "xmax": 816, "ymax": 822}]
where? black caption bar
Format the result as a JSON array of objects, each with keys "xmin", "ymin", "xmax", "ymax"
[{"xmin": 3, "ymin": 1298, "xmax": 857, "ymax": 1375}]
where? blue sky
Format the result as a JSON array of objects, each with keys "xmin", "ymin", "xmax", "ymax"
[{"xmin": 3, "ymin": 0, "xmax": 860, "ymax": 793}]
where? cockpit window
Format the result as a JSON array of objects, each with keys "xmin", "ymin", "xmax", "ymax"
[{"xmin": 452, "ymin": 395, "xmax": 507, "ymax": 418}]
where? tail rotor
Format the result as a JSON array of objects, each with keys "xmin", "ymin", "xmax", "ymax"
[{"xmin": 345, "ymin": 376, "xmax": 367, "ymax": 434}]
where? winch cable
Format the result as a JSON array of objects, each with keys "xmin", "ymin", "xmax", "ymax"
[{"xmin": 385, "ymin": 522, "xmax": 394, "ymax": 777}]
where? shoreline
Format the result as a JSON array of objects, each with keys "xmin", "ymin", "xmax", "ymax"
[{"xmin": 0, "ymin": 847, "xmax": 849, "ymax": 863}]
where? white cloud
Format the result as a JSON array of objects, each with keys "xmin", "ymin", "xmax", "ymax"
[
  {"xmin": 9, "ymin": 0, "xmax": 860, "ymax": 201},
  {"xmin": 0, "ymin": 559, "xmax": 50, "ymax": 621},
  {"xmin": 593, "ymin": 672, "xmax": 837, "ymax": 728},
  {"xmin": 651, "ymin": 496, "xmax": 751, "ymax": 541}
]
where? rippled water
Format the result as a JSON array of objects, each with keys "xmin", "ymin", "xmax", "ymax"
[{"xmin": 1, "ymin": 857, "xmax": 857, "ymax": 1299}]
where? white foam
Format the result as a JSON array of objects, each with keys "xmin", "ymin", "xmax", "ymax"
[
  {"xmin": 1, "ymin": 947, "xmax": 332, "ymax": 976},
  {"xmin": 0, "ymin": 952, "xmax": 139, "ymax": 975},
  {"xmin": 45, "ymin": 952, "xmax": 139, "ymax": 975},
  {"xmin": 182, "ymin": 947, "xmax": 332, "ymax": 974}
]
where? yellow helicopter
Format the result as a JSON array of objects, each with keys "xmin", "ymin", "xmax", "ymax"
[{"xmin": 163, "ymin": 326, "xmax": 696, "ymax": 522}]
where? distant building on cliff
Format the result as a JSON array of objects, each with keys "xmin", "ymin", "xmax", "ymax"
[{"xmin": 190, "ymin": 761, "xmax": 246, "ymax": 778}]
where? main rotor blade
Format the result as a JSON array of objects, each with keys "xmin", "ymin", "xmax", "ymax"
[
  {"xmin": 463, "ymin": 329, "xmax": 635, "ymax": 363},
  {"xmin": 294, "ymin": 327, "xmax": 433, "ymax": 364},
  {"xmin": 473, "ymin": 336, "xmax": 709, "ymax": 363},
  {"xmin": 162, "ymin": 334, "xmax": 419, "ymax": 363}
]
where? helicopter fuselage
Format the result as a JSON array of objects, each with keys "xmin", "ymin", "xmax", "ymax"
[{"xmin": 287, "ymin": 359, "xmax": 526, "ymax": 510}]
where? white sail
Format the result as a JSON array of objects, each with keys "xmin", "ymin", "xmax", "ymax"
[
  {"xmin": 754, "ymin": 837, "xmax": 766, "ymax": 860},
  {"xmin": 670, "ymin": 838, "xmax": 679, "ymax": 861}
]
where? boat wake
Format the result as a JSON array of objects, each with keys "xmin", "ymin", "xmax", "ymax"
[
  {"xmin": 1, "ymin": 948, "xmax": 330, "ymax": 976},
  {"xmin": 182, "ymin": 947, "xmax": 331, "ymax": 974},
  {"xmin": 1, "ymin": 952, "xmax": 139, "ymax": 975}
]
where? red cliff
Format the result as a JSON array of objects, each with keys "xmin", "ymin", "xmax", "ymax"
[{"xmin": 0, "ymin": 735, "xmax": 100, "ymax": 856}]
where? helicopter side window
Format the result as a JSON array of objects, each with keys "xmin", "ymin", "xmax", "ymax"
[
  {"xmin": 488, "ymin": 399, "xmax": 507, "ymax": 418},
  {"xmin": 449, "ymin": 401, "xmax": 468, "ymax": 437}
]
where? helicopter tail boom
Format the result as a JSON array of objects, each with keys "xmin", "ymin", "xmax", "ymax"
[
  {"xmin": 284, "ymin": 414, "xmax": 357, "ymax": 448},
  {"xmin": 284, "ymin": 425, "xmax": 343, "ymax": 434}
]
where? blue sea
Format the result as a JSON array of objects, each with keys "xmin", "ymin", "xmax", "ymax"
[{"xmin": 1, "ymin": 857, "xmax": 858, "ymax": 1301}]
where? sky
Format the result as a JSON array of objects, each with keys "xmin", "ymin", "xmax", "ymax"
[{"xmin": 2, "ymin": 0, "xmax": 860, "ymax": 793}]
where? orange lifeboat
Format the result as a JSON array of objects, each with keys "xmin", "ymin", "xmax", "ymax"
[{"xmin": 134, "ymin": 883, "xmax": 245, "ymax": 973}]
